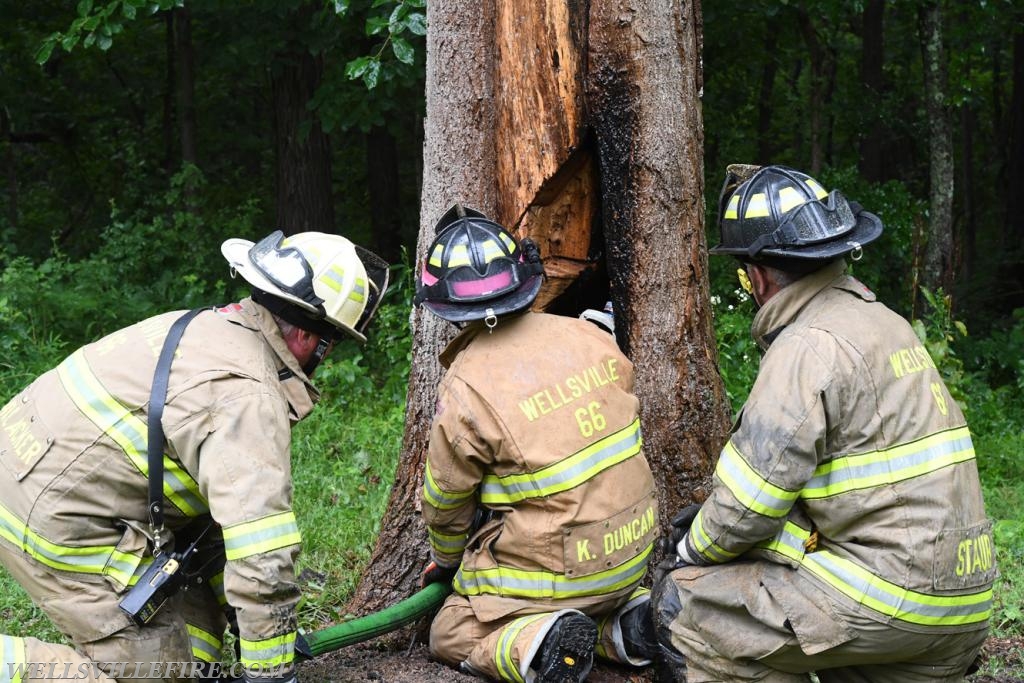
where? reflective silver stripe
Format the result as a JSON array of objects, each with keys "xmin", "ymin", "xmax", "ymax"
[
  {"xmin": 715, "ymin": 441, "xmax": 799, "ymax": 517},
  {"xmin": 223, "ymin": 511, "xmax": 301, "ymax": 561},
  {"xmin": 56, "ymin": 350, "xmax": 208, "ymax": 517},
  {"xmin": 496, "ymin": 613, "xmax": 547, "ymax": 683},
  {"xmin": 186, "ymin": 624, "xmax": 222, "ymax": 663},
  {"xmin": 479, "ymin": 419, "xmax": 642, "ymax": 504},
  {"xmin": 239, "ymin": 632, "xmax": 295, "ymax": 668},
  {"xmin": 422, "ymin": 461, "xmax": 475, "ymax": 511},
  {"xmin": 0, "ymin": 501, "xmax": 142, "ymax": 586},
  {"xmin": 428, "ymin": 527, "xmax": 468, "ymax": 555},
  {"xmin": 1, "ymin": 635, "xmax": 27, "ymax": 683},
  {"xmin": 762, "ymin": 523, "xmax": 992, "ymax": 626},
  {"xmin": 455, "ymin": 543, "xmax": 651, "ymax": 599},
  {"xmin": 803, "ymin": 427, "xmax": 975, "ymax": 499}
]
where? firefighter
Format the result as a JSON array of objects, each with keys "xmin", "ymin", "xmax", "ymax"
[
  {"xmin": 651, "ymin": 165, "xmax": 995, "ymax": 682},
  {"xmin": 414, "ymin": 206, "xmax": 661, "ymax": 683},
  {"xmin": 0, "ymin": 231, "xmax": 389, "ymax": 683}
]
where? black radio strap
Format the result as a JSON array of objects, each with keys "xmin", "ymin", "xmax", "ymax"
[{"xmin": 147, "ymin": 308, "xmax": 207, "ymax": 546}]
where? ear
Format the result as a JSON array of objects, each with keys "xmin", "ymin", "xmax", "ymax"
[
  {"xmin": 282, "ymin": 326, "xmax": 320, "ymax": 364},
  {"xmin": 746, "ymin": 264, "xmax": 774, "ymax": 306}
]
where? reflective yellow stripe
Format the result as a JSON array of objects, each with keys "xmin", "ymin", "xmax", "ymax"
[
  {"xmin": 422, "ymin": 461, "xmax": 475, "ymax": 511},
  {"xmin": 349, "ymin": 276, "xmax": 367, "ymax": 303},
  {"xmin": 480, "ymin": 419, "xmax": 642, "ymax": 505},
  {"xmin": 0, "ymin": 501, "xmax": 144, "ymax": 587},
  {"xmin": 428, "ymin": 527, "xmax": 468, "ymax": 556},
  {"xmin": 804, "ymin": 178, "xmax": 828, "ymax": 199},
  {"xmin": 1, "ymin": 635, "xmax": 27, "ymax": 683},
  {"xmin": 744, "ymin": 193, "xmax": 769, "ymax": 218},
  {"xmin": 239, "ymin": 632, "xmax": 295, "ymax": 668},
  {"xmin": 455, "ymin": 543, "xmax": 651, "ymax": 599},
  {"xmin": 689, "ymin": 509, "xmax": 739, "ymax": 563},
  {"xmin": 56, "ymin": 349, "xmax": 208, "ymax": 517},
  {"xmin": 429, "ymin": 244, "xmax": 445, "ymax": 268},
  {"xmin": 222, "ymin": 511, "xmax": 301, "ymax": 561},
  {"xmin": 496, "ymin": 613, "xmax": 547, "ymax": 683},
  {"xmin": 208, "ymin": 570, "xmax": 228, "ymax": 606},
  {"xmin": 319, "ymin": 265, "xmax": 346, "ymax": 293},
  {"xmin": 778, "ymin": 186, "xmax": 808, "ymax": 213},
  {"xmin": 499, "ymin": 233, "xmax": 517, "ymax": 253},
  {"xmin": 447, "ymin": 244, "xmax": 471, "ymax": 268},
  {"xmin": 761, "ymin": 522, "xmax": 992, "ymax": 627},
  {"xmin": 803, "ymin": 427, "xmax": 975, "ymax": 499},
  {"xmin": 724, "ymin": 195, "xmax": 740, "ymax": 220},
  {"xmin": 186, "ymin": 624, "xmax": 222, "ymax": 663},
  {"xmin": 715, "ymin": 441, "xmax": 800, "ymax": 518}
]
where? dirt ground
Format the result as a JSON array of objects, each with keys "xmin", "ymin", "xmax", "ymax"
[{"xmin": 295, "ymin": 632, "xmax": 1024, "ymax": 683}]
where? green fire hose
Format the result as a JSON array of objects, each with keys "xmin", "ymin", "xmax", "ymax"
[{"xmin": 299, "ymin": 582, "xmax": 453, "ymax": 657}]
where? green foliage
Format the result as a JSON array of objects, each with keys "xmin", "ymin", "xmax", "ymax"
[{"xmin": 269, "ymin": 272, "xmax": 413, "ymax": 629}]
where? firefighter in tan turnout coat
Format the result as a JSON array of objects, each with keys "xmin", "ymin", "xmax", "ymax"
[
  {"xmin": 415, "ymin": 206, "xmax": 660, "ymax": 683},
  {"xmin": 0, "ymin": 231, "xmax": 388, "ymax": 682},
  {"xmin": 651, "ymin": 166, "xmax": 995, "ymax": 682}
]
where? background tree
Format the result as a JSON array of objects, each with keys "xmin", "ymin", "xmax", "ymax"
[{"xmin": 347, "ymin": 0, "xmax": 729, "ymax": 614}]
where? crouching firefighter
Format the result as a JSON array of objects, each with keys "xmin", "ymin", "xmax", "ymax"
[
  {"xmin": 0, "ymin": 231, "xmax": 389, "ymax": 682},
  {"xmin": 414, "ymin": 205, "xmax": 662, "ymax": 683},
  {"xmin": 651, "ymin": 165, "xmax": 996, "ymax": 682}
]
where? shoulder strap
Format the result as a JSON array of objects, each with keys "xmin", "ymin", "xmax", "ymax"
[{"xmin": 147, "ymin": 308, "xmax": 207, "ymax": 546}]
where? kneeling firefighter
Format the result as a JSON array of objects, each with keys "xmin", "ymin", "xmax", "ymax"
[
  {"xmin": 0, "ymin": 231, "xmax": 388, "ymax": 682},
  {"xmin": 651, "ymin": 165, "xmax": 995, "ymax": 682},
  {"xmin": 414, "ymin": 205, "xmax": 663, "ymax": 683}
]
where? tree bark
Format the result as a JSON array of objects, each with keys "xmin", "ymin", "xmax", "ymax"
[
  {"xmin": 858, "ymin": 0, "xmax": 886, "ymax": 182},
  {"xmin": 797, "ymin": 7, "xmax": 827, "ymax": 174},
  {"xmin": 270, "ymin": 5, "xmax": 335, "ymax": 235},
  {"xmin": 347, "ymin": 0, "xmax": 498, "ymax": 615},
  {"xmin": 162, "ymin": 10, "xmax": 177, "ymax": 172},
  {"xmin": 173, "ymin": 7, "xmax": 197, "ymax": 166},
  {"xmin": 757, "ymin": 18, "xmax": 779, "ymax": 164},
  {"xmin": 1, "ymin": 107, "xmax": 17, "ymax": 231},
  {"xmin": 918, "ymin": 0, "xmax": 956, "ymax": 299},
  {"xmin": 349, "ymin": 0, "xmax": 726, "ymax": 617},
  {"xmin": 1007, "ymin": 30, "xmax": 1024, "ymax": 250},
  {"xmin": 587, "ymin": 0, "xmax": 727, "ymax": 520}
]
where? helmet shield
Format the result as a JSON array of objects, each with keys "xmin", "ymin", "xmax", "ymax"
[{"xmin": 248, "ymin": 231, "xmax": 325, "ymax": 312}]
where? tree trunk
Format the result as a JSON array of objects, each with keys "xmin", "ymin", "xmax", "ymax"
[
  {"xmin": 173, "ymin": 7, "xmax": 197, "ymax": 166},
  {"xmin": 757, "ymin": 18, "xmax": 779, "ymax": 164},
  {"xmin": 347, "ymin": 0, "xmax": 498, "ymax": 616},
  {"xmin": 366, "ymin": 126, "xmax": 403, "ymax": 263},
  {"xmin": 587, "ymin": 0, "xmax": 727, "ymax": 519},
  {"xmin": 349, "ymin": 0, "xmax": 726, "ymax": 617},
  {"xmin": 1, "ymin": 107, "xmax": 17, "ymax": 231},
  {"xmin": 918, "ymin": 0, "xmax": 956, "ymax": 300},
  {"xmin": 858, "ymin": 0, "xmax": 886, "ymax": 182},
  {"xmin": 798, "ymin": 7, "xmax": 826, "ymax": 174},
  {"xmin": 271, "ymin": 5, "xmax": 335, "ymax": 235},
  {"xmin": 162, "ymin": 10, "xmax": 177, "ymax": 172},
  {"xmin": 1007, "ymin": 30, "xmax": 1024, "ymax": 251}
]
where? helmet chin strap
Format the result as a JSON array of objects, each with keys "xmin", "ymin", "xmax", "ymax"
[{"xmin": 302, "ymin": 336, "xmax": 332, "ymax": 377}]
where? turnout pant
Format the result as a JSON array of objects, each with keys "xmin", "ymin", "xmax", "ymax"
[
  {"xmin": 0, "ymin": 542, "xmax": 228, "ymax": 683},
  {"xmin": 656, "ymin": 561, "xmax": 988, "ymax": 683},
  {"xmin": 429, "ymin": 589, "xmax": 650, "ymax": 682}
]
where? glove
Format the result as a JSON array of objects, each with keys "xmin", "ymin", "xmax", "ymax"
[
  {"xmin": 420, "ymin": 560, "xmax": 459, "ymax": 588},
  {"xmin": 659, "ymin": 503, "xmax": 701, "ymax": 556}
]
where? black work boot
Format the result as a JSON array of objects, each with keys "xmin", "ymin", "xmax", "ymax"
[
  {"xmin": 532, "ymin": 612, "xmax": 597, "ymax": 683},
  {"xmin": 650, "ymin": 575, "xmax": 689, "ymax": 683},
  {"xmin": 620, "ymin": 600, "xmax": 660, "ymax": 662}
]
